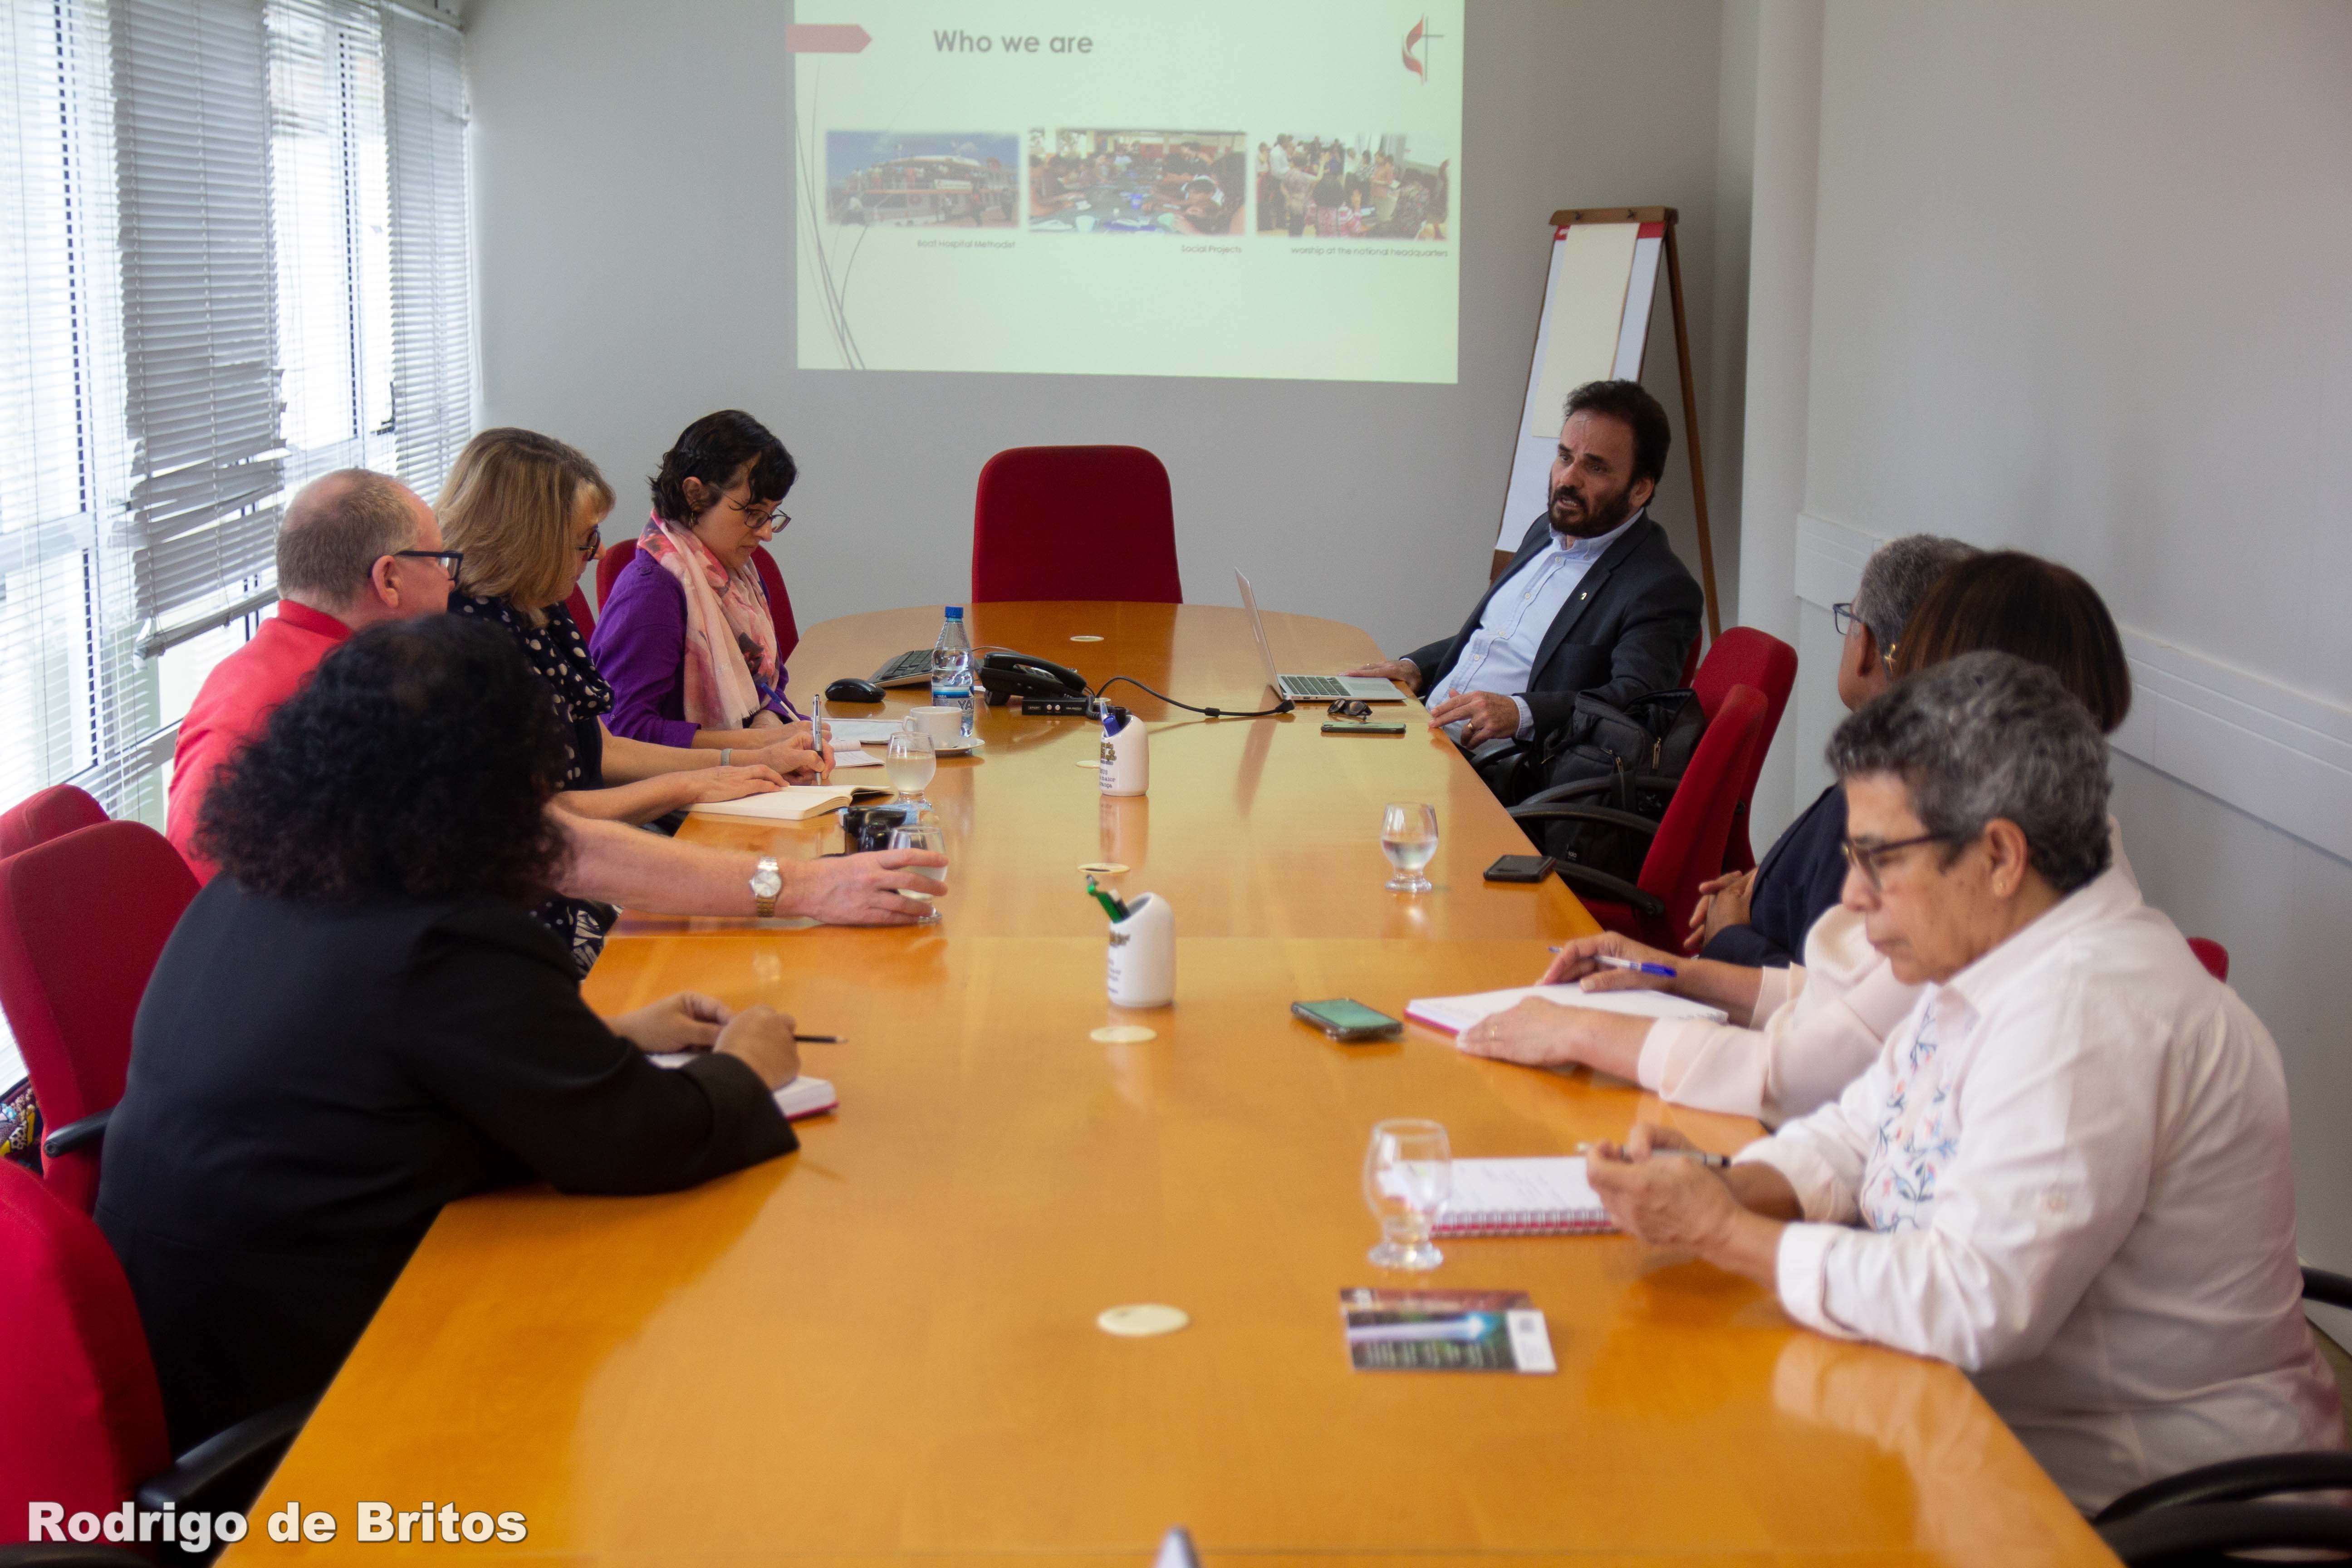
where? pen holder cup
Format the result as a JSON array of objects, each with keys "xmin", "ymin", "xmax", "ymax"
[{"xmin": 1106, "ymin": 892, "xmax": 1175, "ymax": 1009}]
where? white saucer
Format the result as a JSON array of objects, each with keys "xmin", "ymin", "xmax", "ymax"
[{"xmin": 931, "ymin": 737, "xmax": 986, "ymax": 756}]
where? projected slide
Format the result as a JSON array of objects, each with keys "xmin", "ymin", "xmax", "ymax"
[{"xmin": 792, "ymin": 0, "xmax": 1463, "ymax": 383}]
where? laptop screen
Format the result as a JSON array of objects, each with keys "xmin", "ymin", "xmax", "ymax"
[{"xmin": 1233, "ymin": 570, "xmax": 1284, "ymax": 697}]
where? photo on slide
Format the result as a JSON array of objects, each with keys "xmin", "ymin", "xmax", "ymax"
[
  {"xmin": 1260, "ymin": 134, "xmax": 1450, "ymax": 240},
  {"xmin": 1026, "ymin": 129, "xmax": 1248, "ymax": 236},
  {"xmin": 826, "ymin": 132, "xmax": 1019, "ymax": 228}
]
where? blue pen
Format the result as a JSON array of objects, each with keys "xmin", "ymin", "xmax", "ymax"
[{"xmin": 1544, "ymin": 948, "xmax": 1678, "ymax": 979}]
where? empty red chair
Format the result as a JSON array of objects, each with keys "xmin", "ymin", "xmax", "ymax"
[
  {"xmin": 0, "ymin": 823, "xmax": 198, "ymax": 1213},
  {"xmin": 972, "ymin": 445, "xmax": 1182, "ymax": 603},
  {"xmin": 564, "ymin": 583, "xmax": 596, "ymax": 636},
  {"xmin": 2187, "ymin": 937, "xmax": 2229, "ymax": 983},
  {"xmin": 0, "ymin": 784, "xmax": 108, "ymax": 860},
  {"xmin": 599, "ymin": 536, "xmax": 800, "ymax": 668},
  {"xmin": 0, "ymin": 1159, "xmax": 308, "ymax": 1543},
  {"xmin": 1689, "ymin": 628, "xmax": 1798, "ymax": 872},
  {"xmin": 1511, "ymin": 685, "xmax": 1769, "ymax": 949}
]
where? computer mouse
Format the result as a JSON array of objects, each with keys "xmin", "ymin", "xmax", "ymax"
[{"xmin": 824, "ymin": 677, "xmax": 886, "ymax": 705}]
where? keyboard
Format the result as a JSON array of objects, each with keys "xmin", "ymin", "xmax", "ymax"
[
  {"xmin": 1281, "ymin": 674, "xmax": 1351, "ymax": 698},
  {"xmin": 869, "ymin": 649, "xmax": 934, "ymax": 688}
]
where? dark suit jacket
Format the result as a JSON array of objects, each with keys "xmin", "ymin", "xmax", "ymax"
[
  {"xmin": 1403, "ymin": 514, "xmax": 1704, "ymax": 745},
  {"xmin": 1702, "ymin": 782, "xmax": 1849, "ymax": 969},
  {"xmin": 97, "ymin": 879, "xmax": 796, "ymax": 1450}
]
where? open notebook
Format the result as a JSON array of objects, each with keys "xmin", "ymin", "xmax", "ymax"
[
  {"xmin": 1434, "ymin": 1157, "xmax": 1616, "ymax": 1237},
  {"xmin": 647, "ymin": 1054, "xmax": 838, "ymax": 1121},
  {"xmin": 1405, "ymin": 983, "xmax": 1727, "ymax": 1034},
  {"xmin": 685, "ymin": 785, "xmax": 874, "ymax": 822}
]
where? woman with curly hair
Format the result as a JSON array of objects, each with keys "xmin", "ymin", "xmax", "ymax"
[{"xmin": 94, "ymin": 616, "xmax": 806, "ymax": 1452}]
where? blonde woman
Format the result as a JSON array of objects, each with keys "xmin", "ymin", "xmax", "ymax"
[{"xmin": 436, "ymin": 429, "xmax": 825, "ymax": 967}]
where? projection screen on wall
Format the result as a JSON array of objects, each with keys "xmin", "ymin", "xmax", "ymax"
[{"xmin": 792, "ymin": 0, "xmax": 1465, "ymax": 383}]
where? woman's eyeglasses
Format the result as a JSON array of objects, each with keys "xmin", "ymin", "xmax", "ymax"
[
  {"xmin": 390, "ymin": 549, "xmax": 463, "ymax": 581},
  {"xmin": 574, "ymin": 532, "xmax": 603, "ymax": 561},
  {"xmin": 1840, "ymin": 830, "xmax": 1962, "ymax": 892},
  {"xmin": 731, "ymin": 497, "xmax": 790, "ymax": 534}
]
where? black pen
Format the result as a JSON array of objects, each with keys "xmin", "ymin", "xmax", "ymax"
[
  {"xmin": 794, "ymin": 1034, "xmax": 842, "ymax": 1044},
  {"xmin": 1575, "ymin": 1141, "xmax": 1729, "ymax": 1169}
]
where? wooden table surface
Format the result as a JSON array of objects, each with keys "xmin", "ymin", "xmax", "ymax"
[{"xmin": 234, "ymin": 603, "xmax": 2112, "ymax": 1566}]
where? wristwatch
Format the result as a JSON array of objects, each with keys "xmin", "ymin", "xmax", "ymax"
[{"xmin": 749, "ymin": 856, "xmax": 782, "ymax": 919}]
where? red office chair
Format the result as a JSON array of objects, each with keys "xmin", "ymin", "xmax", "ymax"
[
  {"xmin": 2186, "ymin": 937, "xmax": 2229, "ymax": 982},
  {"xmin": 563, "ymin": 584, "xmax": 596, "ymax": 637},
  {"xmin": 596, "ymin": 535, "xmax": 637, "ymax": 610},
  {"xmin": 0, "ymin": 1159, "xmax": 307, "ymax": 1553},
  {"xmin": 0, "ymin": 785, "xmax": 108, "ymax": 861},
  {"xmin": 1689, "ymin": 628, "xmax": 1798, "ymax": 872},
  {"xmin": 597, "ymin": 537, "xmax": 800, "ymax": 667},
  {"xmin": 971, "ymin": 446, "xmax": 1182, "ymax": 604},
  {"xmin": 1510, "ymin": 685, "xmax": 1769, "ymax": 948},
  {"xmin": 0, "ymin": 823, "xmax": 198, "ymax": 1215},
  {"xmin": 750, "ymin": 546, "xmax": 801, "ymax": 666}
]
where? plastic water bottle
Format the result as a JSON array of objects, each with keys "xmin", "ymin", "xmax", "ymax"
[{"xmin": 930, "ymin": 605, "xmax": 975, "ymax": 740}]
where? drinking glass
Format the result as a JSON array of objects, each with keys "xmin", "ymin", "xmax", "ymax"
[
  {"xmin": 1362, "ymin": 1118, "xmax": 1451, "ymax": 1271},
  {"xmin": 885, "ymin": 730, "xmax": 937, "ymax": 800},
  {"xmin": 1380, "ymin": 802, "xmax": 1439, "ymax": 893},
  {"xmin": 886, "ymin": 821, "xmax": 947, "ymax": 921}
]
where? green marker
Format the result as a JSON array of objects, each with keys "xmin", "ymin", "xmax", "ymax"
[{"xmin": 1085, "ymin": 878, "xmax": 1129, "ymax": 922}]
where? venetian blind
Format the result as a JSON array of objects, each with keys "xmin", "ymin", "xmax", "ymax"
[
  {"xmin": 111, "ymin": 0, "xmax": 284, "ymax": 654},
  {"xmin": 381, "ymin": 0, "xmax": 472, "ymax": 496}
]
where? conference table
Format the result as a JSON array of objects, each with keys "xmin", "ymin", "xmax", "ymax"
[{"xmin": 236, "ymin": 603, "xmax": 2113, "ymax": 1565}]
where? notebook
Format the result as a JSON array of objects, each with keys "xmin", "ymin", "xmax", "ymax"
[
  {"xmin": 1404, "ymin": 983, "xmax": 1727, "ymax": 1034},
  {"xmin": 685, "ymin": 785, "xmax": 865, "ymax": 822},
  {"xmin": 1433, "ymin": 1157, "xmax": 1617, "ymax": 1237},
  {"xmin": 648, "ymin": 1054, "xmax": 838, "ymax": 1121}
]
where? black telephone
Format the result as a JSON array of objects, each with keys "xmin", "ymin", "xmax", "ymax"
[{"xmin": 977, "ymin": 650, "xmax": 1090, "ymax": 707}]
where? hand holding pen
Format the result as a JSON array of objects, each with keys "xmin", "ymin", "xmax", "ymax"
[{"xmin": 1540, "ymin": 934, "xmax": 1684, "ymax": 992}]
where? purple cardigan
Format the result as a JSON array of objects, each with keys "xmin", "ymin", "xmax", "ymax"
[{"xmin": 589, "ymin": 548, "xmax": 790, "ymax": 747}]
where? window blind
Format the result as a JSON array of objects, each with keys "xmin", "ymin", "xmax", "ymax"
[
  {"xmin": 381, "ymin": 0, "xmax": 472, "ymax": 497},
  {"xmin": 0, "ymin": 0, "xmax": 474, "ymax": 828},
  {"xmin": 111, "ymin": 0, "xmax": 285, "ymax": 652}
]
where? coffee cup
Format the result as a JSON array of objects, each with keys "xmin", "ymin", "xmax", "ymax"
[{"xmin": 906, "ymin": 707, "xmax": 964, "ymax": 747}]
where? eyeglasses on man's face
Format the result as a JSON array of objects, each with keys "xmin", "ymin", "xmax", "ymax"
[
  {"xmin": 1840, "ymin": 830, "xmax": 1964, "ymax": 893},
  {"xmin": 1832, "ymin": 603, "xmax": 1898, "ymax": 674},
  {"xmin": 390, "ymin": 549, "xmax": 463, "ymax": 581}
]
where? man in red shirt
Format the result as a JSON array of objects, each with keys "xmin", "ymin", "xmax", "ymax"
[
  {"xmin": 167, "ymin": 471, "xmax": 454, "ymax": 878},
  {"xmin": 165, "ymin": 469, "xmax": 940, "ymax": 924}
]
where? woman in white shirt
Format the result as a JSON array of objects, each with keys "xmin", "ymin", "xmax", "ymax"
[
  {"xmin": 1581, "ymin": 652, "xmax": 2341, "ymax": 1513},
  {"xmin": 1462, "ymin": 551, "xmax": 2136, "ymax": 1126}
]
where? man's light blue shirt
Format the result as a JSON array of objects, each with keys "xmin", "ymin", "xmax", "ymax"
[{"xmin": 1431, "ymin": 510, "xmax": 1643, "ymax": 743}]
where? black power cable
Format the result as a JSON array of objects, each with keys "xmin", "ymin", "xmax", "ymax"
[{"xmin": 1092, "ymin": 675, "xmax": 1295, "ymax": 720}]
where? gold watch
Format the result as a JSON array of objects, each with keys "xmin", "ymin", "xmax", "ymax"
[{"xmin": 749, "ymin": 856, "xmax": 782, "ymax": 919}]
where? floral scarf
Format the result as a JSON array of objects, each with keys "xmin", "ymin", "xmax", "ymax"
[{"xmin": 636, "ymin": 514, "xmax": 780, "ymax": 730}]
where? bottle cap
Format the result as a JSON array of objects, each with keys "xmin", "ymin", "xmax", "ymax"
[{"xmin": 944, "ymin": 605, "xmax": 964, "ymax": 619}]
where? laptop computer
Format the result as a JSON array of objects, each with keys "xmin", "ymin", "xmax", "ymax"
[{"xmin": 1235, "ymin": 570, "xmax": 1407, "ymax": 704}]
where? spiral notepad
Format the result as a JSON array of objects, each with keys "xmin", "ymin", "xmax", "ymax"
[{"xmin": 1433, "ymin": 1158, "xmax": 1617, "ymax": 1237}]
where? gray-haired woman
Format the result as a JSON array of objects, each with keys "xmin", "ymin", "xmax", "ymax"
[{"xmin": 1584, "ymin": 652, "xmax": 2341, "ymax": 1514}]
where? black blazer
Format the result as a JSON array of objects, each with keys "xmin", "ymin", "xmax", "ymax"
[
  {"xmin": 1403, "ymin": 514, "xmax": 1704, "ymax": 745},
  {"xmin": 1702, "ymin": 782, "xmax": 1850, "ymax": 969},
  {"xmin": 96, "ymin": 879, "xmax": 796, "ymax": 1451}
]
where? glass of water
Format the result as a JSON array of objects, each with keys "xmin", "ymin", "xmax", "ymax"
[
  {"xmin": 1362, "ymin": 1118, "xmax": 1451, "ymax": 1271},
  {"xmin": 1380, "ymin": 801, "xmax": 1439, "ymax": 893},
  {"xmin": 886, "ymin": 821, "xmax": 946, "ymax": 921},
  {"xmin": 885, "ymin": 730, "xmax": 937, "ymax": 801}
]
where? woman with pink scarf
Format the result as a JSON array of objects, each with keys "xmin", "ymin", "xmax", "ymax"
[{"xmin": 593, "ymin": 411, "xmax": 808, "ymax": 751}]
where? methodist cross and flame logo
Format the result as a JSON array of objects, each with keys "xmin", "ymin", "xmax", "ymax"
[{"xmin": 1402, "ymin": 15, "xmax": 1444, "ymax": 82}]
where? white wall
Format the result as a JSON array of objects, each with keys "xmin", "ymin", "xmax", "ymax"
[
  {"xmin": 461, "ymin": 0, "xmax": 1743, "ymax": 657},
  {"xmin": 1743, "ymin": 0, "xmax": 2352, "ymax": 1272}
]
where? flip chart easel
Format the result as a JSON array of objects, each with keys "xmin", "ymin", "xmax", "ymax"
[{"xmin": 1494, "ymin": 206, "xmax": 1720, "ymax": 641}]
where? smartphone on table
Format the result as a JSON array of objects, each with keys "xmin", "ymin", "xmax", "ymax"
[{"xmin": 1291, "ymin": 998, "xmax": 1404, "ymax": 1041}]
